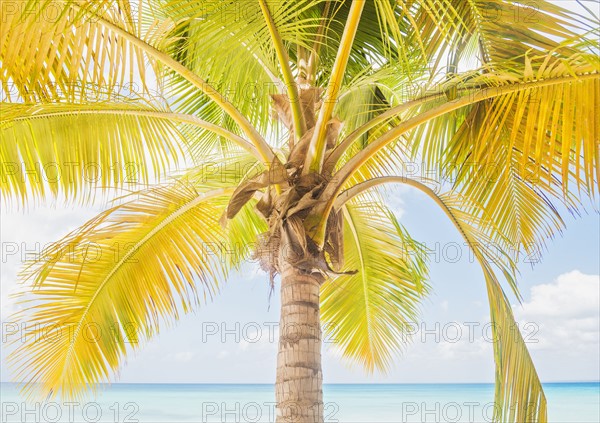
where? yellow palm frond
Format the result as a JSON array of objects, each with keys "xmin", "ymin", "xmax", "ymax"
[
  {"xmin": 485, "ymin": 267, "xmax": 548, "ymax": 423},
  {"xmin": 321, "ymin": 197, "xmax": 428, "ymax": 372},
  {"xmin": 0, "ymin": 101, "xmax": 186, "ymax": 204},
  {"xmin": 415, "ymin": 0, "xmax": 596, "ymax": 67},
  {"xmin": 0, "ymin": 0, "xmax": 152, "ymax": 102},
  {"xmin": 317, "ymin": 52, "xmax": 599, "ymax": 240},
  {"xmin": 440, "ymin": 52, "xmax": 600, "ymax": 197},
  {"xmin": 8, "ymin": 147, "xmax": 271, "ymax": 400},
  {"xmin": 444, "ymin": 128, "xmax": 570, "ymax": 278},
  {"xmin": 1, "ymin": 0, "xmax": 276, "ymax": 162},
  {"xmin": 9, "ymin": 182, "xmax": 233, "ymax": 400},
  {"xmin": 182, "ymin": 152, "xmax": 270, "ymax": 267}
]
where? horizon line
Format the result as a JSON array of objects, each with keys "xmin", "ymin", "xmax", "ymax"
[{"xmin": 2, "ymin": 380, "xmax": 599, "ymax": 385}]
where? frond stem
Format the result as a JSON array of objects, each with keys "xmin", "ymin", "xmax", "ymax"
[
  {"xmin": 307, "ymin": 1, "xmax": 332, "ymax": 84},
  {"xmin": 258, "ymin": 0, "xmax": 307, "ymax": 139},
  {"xmin": 327, "ymin": 73, "xmax": 599, "ymax": 205},
  {"xmin": 5, "ymin": 108, "xmax": 261, "ymax": 159},
  {"xmin": 303, "ymin": 0, "xmax": 365, "ymax": 174}
]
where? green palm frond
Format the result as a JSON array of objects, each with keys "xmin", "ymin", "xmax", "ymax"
[
  {"xmin": 334, "ymin": 64, "xmax": 417, "ymax": 149},
  {"xmin": 321, "ymin": 173, "xmax": 548, "ymax": 422},
  {"xmin": 158, "ymin": 0, "xmax": 326, "ymax": 145},
  {"xmin": 312, "ymin": 1, "xmax": 403, "ymax": 78},
  {"xmin": 321, "ymin": 198, "xmax": 429, "ymax": 372},
  {"xmin": 8, "ymin": 182, "xmax": 234, "ymax": 400}
]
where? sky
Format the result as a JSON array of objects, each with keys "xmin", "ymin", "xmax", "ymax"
[{"xmin": 1, "ymin": 0, "xmax": 599, "ymax": 386}]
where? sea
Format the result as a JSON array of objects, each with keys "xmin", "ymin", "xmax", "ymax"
[{"xmin": 1, "ymin": 382, "xmax": 598, "ymax": 422}]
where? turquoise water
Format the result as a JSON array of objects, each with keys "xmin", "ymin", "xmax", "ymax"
[{"xmin": 1, "ymin": 382, "xmax": 598, "ymax": 422}]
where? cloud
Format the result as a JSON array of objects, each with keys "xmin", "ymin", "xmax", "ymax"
[
  {"xmin": 516, "ymin": 270, "xmax": 599, "ymax": 318},
  {"xmin": 428, "ymin": 271, "xmax": 599, "ymax": 361},
  {"xmin": 172, "ymin": 351, "xmax": 195, "ymax": 362},
  {"xmin": 440, "ymin": 300, "xmax": 449, "ymax": 312},
  {"xmin": 513, "ymin": 270, "xmax": 599, "ymax": 353}
]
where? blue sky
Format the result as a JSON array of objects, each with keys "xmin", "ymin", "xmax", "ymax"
[{"xmin": 1, "ymin": 185, "xmax": 598, "ymax": 384}]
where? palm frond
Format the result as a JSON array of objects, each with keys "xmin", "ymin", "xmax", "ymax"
[
  {"xmin": 414, "ymin": 0, "xmax": 597, "ymax": 70},
  {"xmin": 321, "ymin": 197, "xmax": 429, "ymax": 371},
  {"xmin": 181, "ymin": 151, "xmax": 270, "ymax": 267},
  {"xmin": 320, "ymin": 51, "xmax": 599, "ymax": 230},
  {"xmin": 158, "ymin": 0, "xmax": 327, "ymax": 151},
  {"xmin": 325, "ymin": 173, "xmax": 551, "ymax": 422},
  {"xmin": 304, "ymin": 0, "xmax": 365, "ymax": 172},
  {"xmin": 342, "ymin": 178, "xmax": 548, "ymax": 422},
  {"xmin": 436, "ymin": 191, "xmax": 548, "ymax": 422},
  {"xmin": 0, "ymin": 100, "xmax": 186, "ymax": 204},
  {"xmin": 8, "ymin": 182, "xmax": 234, "ymax": 400},
  {"xmin": 334, "ymin": 64, "xmax": 415, "ymax": 147},
  {"xmin": 416, "ymin": 51, "xmax": 600, "ymax": 197},
  {"xmin": 0, "ymin": 0, "xmax": 151, "ymax": 102}
]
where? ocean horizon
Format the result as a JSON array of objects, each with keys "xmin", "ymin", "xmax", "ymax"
[{"xmin": 1, "ymin": 382, "xmax": 598, "ymax": 422}]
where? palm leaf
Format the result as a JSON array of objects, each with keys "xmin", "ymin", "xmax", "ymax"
[
  {"xmin": 324, "ymin": 175, "xmax": 549, "ymax": 422},
  {"xmin": 321, "ymin": 197, "xmax": 429, "ymax": 371},
  {"xmin": 0, "ymin": 0, "xmax": 152, "ymax": 102},
  {"xmin": 8, "ymin": 182, "xmax": 236, "ymax": 400},
  {"xmin": 158, "ymin": 0, "xmax": 326, "ymax": 150},
  {"xmin": 414, "ymin": 0, "xmax": 596, "ymax": 68},
  {"xmin": 321, "ymin": 51, "xmax": 599, "ymax": 234},
  {"xmin": 0, "ymin": 100, "xmax": 186, "ymax": 203},
  {"xmin": 441, "ymin": 52, "xmax": 600, "ymax": 197},
  {"xmin": 334, "ymin": 64, "xmax": 415, "ymax": 150},
  {"xmin": 357, "ymin": 51, "xmax": 600, "ymax": 194},
  {"xmin": 436, "ymin": 191, "xmax": 548, "ymax": 422}
]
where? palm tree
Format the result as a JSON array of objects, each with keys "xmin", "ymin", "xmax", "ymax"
[{"xmin": 1, "ymin": 0, "xmax": 598, "ymax": 421}]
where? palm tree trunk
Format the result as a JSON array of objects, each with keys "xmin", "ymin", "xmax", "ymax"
[{"xmin": 275, "ymin": 258, "xmax": 324, "ymax": 423}]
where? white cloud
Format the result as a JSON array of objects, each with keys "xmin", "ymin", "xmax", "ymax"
[
  {"xmin": 440, "ymin": 300, "xmax": 449, "ymax": 312},
  {"xmin": 217, "ymin": 350, "xmax": 230, "ymax": 359},
  {"xmin": 516, "ymin": 271, "xmax": 599, "ymax": 318},
  {"xmin": 514, "ymin": 270, "xmax": 600, "ymax": 353},
  {"xmin": 172, "ymin": 351, "xmax": 195, "ymax": 362}
]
